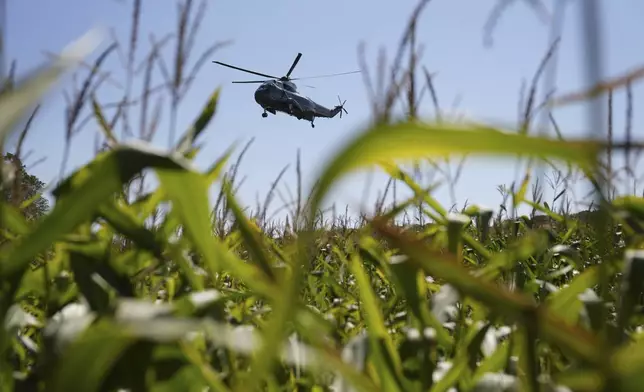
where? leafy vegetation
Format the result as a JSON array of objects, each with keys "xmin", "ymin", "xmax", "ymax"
[
  {"xmin": 2, "ymin": 153, "xmax": 50, "ymax": 221},
  {"xmin": 2, "ymin": 0, "xmax": 644, "ymax": 391}
]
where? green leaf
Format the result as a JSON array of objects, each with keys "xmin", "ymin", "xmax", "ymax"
[
  {"xmin": 154, "ymin": 160, "xmax": 278, "ymax": 299},
  {"xmin": 91, "ymin": 95, "xmax": 118, "ymax": 146},
  {"xmin": 474, "ymin": 231, "xmax": 549, "ymax": 281},
  {"xmin": 68, "ymin": 245, "xmax": 113, "ymax": 313},
  {"xmin": 371, "ymin": 220, "xmax": 605, "ymax": 366},
  {"xmin": 47, "ymin": 319, "xmax": 135, "ymax": 392},
  {"xmin": 473, "ymin": 340, "xmax": 512, "ymax": 380},
  {"xmin": 349, "ymin": 252, "xmax": 404, "ymax": 392},
  {"xmin": 175, "ymin": 88, "xmax": 220, "ymax": 155},
  {"xmin": 613, "ymin": 196, "xmax": 644, "ymax": 220},
  {"xmin": 553, "ymin": 369, "xmax": 604, "ymax": 391},
  {"xmin": 514, "ymin": 172, "xmax": 531, "ymax": 208},
  {"xmin": 97, "ymin": 203, "xmax": 164, "ymax": 257},
  {"xmin": 204, "ymin": 145, "xmax": 234, "ymax": 185},
  {"xmin": 149, "ymin": 346, "xmax": 203, "ymax": 392},
  {"xmin": 307, "ymin": 121, "xmax": 601, "ymax": 225},
  {"xmin": 222, "ymin": 181, "xmax": 276, "ymax": 281},
  {"xmin": 331, "ymin": 333, "xmax": 369, "ymax": 391},
  {"xmin": 381, "ymin": 163, "xmax": 447, "ymax": 219},
  {"xmin": 616, "ymin": 250, "xmax": 644, "ymax": 342},
  {"xmin": 0, "ymin": 202, "xmax": 30, "ymax": 235},
  {"xmin": 179, "ymin": 341, "xmax": 230, "ymax": 392},
  {"xmin": 0, "ymin": 144, "xmax": 194, "ymax": 302},
  {"xmin": 430, "ymin": 360, "xmax": 467, "ymax": 392},
  {"xmin": 0, "ymin": 30, "xmax": 100, "ymax": 147},
  {"xmin": 609, "ymin": 338, "xmax": 644, "ymax": 391},
  {"xmin": 546, "ymin": 266, "xmax": 599, "ymax": 324},
  {"xmin": 385, "ymin": 253, "xmax": 454, "ymax": 349}
]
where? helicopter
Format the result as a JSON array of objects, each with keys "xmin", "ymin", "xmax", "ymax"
[{"xmin": 212, "ymin": 52, "xmax": 360, "ymax": 128}]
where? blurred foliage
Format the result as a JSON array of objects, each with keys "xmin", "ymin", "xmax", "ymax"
[
  {"xmin": 2, "ymin": 1, "xmax": 644, "ymax": 392},
  {"xmin": 1, "ymin": 153, "xmax": 49, "ymax": 221}
]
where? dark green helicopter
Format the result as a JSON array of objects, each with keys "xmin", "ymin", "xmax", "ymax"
[{"xmin": 212, "ymin": 52, "xmax": 359, "ymax": 128}]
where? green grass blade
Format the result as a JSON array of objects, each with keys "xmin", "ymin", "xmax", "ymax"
[
  {"xmin": 372, "ymin": 219, "xmax": 605, "ymax": 366},
  {"xmin": 0, "ymin": 145, "xmax": 192, "ymax": 294},
  {"xmin": 47, "ymin": 319, "xmax": 136, "ymax": 392},
  {"xmin": 154, "ymin": 162, "xmax": 278, "ymax": 299},
  {"xmin": 91, "ymin": 95, "xmax": 118, "ymax": 146},
  {"xmin": 222, "ymin": 181, "xmax": 276, "ymax": 281},
  {"xmin": 307, "ymin": 120, "xmax": 601, "ymax": 224},
  {"xmin": 0, "ymin": 30, "xmax": 100, "ymax": 147},
  {"xmin": 546, "ymin": 266, "xmax": 599, "ymax": 323},
  {"xmin": 349, "ymin": 251, "xmax": 405, "ymax": 392},
  {"xmin": 0, "ymin": 202, "xmax": 30, "ymax": 235},
  {"xmin": 97, "ymin": 203, "xmax": 164, "ymax": 257},
  {"xmin": 175, "ymin": 88, "xmax": 220, "ymax": 155}
]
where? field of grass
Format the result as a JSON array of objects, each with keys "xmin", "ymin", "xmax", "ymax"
[{"xmin": 2, "ymin": 0, "xmax": 644, "ymax": 391}]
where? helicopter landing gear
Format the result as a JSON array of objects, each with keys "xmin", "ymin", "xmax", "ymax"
[
  {"xmin": 261, "ymin": 111, "xmax": 268, "ymax": 118},
  {"xmin": 310, "ymin": 120, "xmax": 315, "ymax": 128}
]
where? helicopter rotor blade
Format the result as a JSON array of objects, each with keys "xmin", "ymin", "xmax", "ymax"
[
  {"xmin": 291, "ymin": 70, "xmax": 361, "ymax": 81},
  {"xmin": 231, "ymin": 80, "xmax": 271, "ymax": 84},
  {"xmin": 212, "ymin": 60, "xmax": 279, "ymax": 79},
  {"xmin": 336, "ymin": 95, "xmax": 348, "ymax": 118},
  {"xmin": 285, "ymin": 52, "xmax": 302, "ymax": 79}
]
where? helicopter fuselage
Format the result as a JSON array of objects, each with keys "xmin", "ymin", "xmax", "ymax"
[
  {"xmin": 212, "ymin": 52, "xmax": 352, "ymax": 128},
  {"xmin": 253, "ymin": 80, "xmax": 342, "ymax": 123}
]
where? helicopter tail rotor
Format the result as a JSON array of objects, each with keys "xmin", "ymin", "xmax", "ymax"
[{"xmin": 335, "ymin": 95, "xmax": 348, "ymax": 118}]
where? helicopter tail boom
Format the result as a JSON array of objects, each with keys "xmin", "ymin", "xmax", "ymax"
[{"xmin": 327, "ymin": 106, "xmax": 343, "ymax": 118}]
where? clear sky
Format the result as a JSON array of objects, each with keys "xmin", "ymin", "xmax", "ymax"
[{"xmin": 7, "ymin": 0, "xmax": 644, "ymax": 223}]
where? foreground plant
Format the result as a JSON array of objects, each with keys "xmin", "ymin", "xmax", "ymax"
[
  {"xmin": 3, "ymin": 1, "xmax": 644, "ymax": 391},
  {"xmin": 1, "ymin": 40, "xmax": 642, "ymax": 390}
]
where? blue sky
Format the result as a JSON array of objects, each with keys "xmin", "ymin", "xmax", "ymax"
[{"xmin": 7, "ymin": 0, "xmax": 644, "ymax": 222}]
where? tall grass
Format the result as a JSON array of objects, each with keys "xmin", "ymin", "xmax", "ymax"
[{"xmin": 1, "ymin": 1, "xmax": 644, "ymax": 391}]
